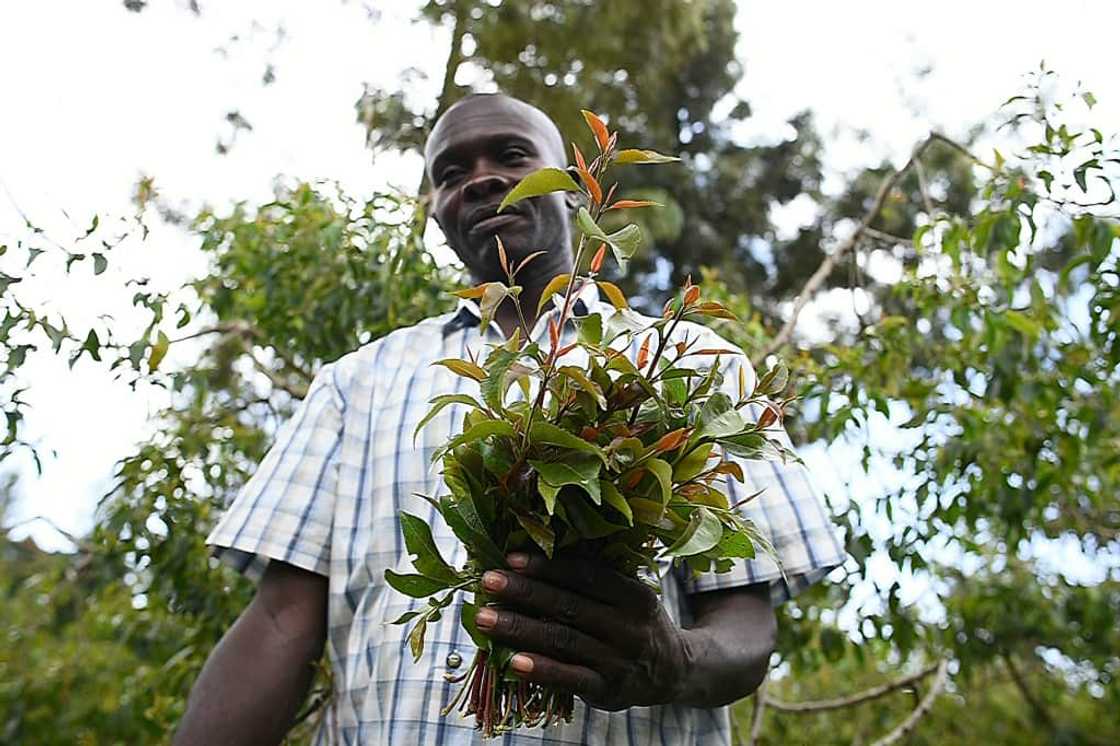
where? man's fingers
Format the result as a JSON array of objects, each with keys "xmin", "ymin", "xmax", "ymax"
[
  {"xmin": 482, "ymin": 568, "xmax": 633, "ymax": 648},
  {"xmin": 507, "ymin": 653, "xmax": 610, "ymax": 705},
  {"xmin": 474, "ymin": 607, "xmax": 615, "ymax": 667},
  {"xmin": 505, "ymin": 552, "xmax": 659, "ymax": 617}
]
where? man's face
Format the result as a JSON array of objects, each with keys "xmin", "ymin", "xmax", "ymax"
[{"xmin": 426, "ymin": 96, "xmax": 573, "ymax": 284}]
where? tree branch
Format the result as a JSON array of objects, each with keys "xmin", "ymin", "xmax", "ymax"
[
  {"xmin": 1002, "ymin": 653, "xmax": 1055, "ymax": 731},
  {"xmin": 868, "ymin": 659, "xmax": 949, "ymax": 746},
  {"xmin": 913, "ymin": 156, "xmax": 935, "ymax": 216},
  {"xmin": 764, "ymin": 660, "xmax": 942, "ymax": 713},
  {"xmin": 758, "ymin": 135, "xmax": 937, "ymax": 362},
  {"xmin": 747, "ymin": 675, "xmax": 768, "ymax": 746}
]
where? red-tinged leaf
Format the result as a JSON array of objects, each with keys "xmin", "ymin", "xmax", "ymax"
[
  {"xmin": 675, "ymin": 341, "xmax": 686, "ymax": 355},
  {"xmin": 572, "ymin": 141, "xmax": 587, "ymax": 172},
  {"xmin": 714, "ymin": 461, "xmax": 746, "ymax": 483},
  {"xmin": 637, "ymin": 334, "xmax": 652, "ymax": 369},
  {"xmin": 608, "ymin": 199, "xmax": 662, "ymax": 210},
  {"xmin": 582, "ymin": 110, "xmax": 610, "ymax": 152},
  {"xmin": 606, "ymin": 131, "xmax": 618, "ymax": 152},
  {"xmin": 757, "ymin": 405, "xmax": 779, "ymax": 430},
  {"xmin": 624, "ymin": 469, "xmax": 645, "ymax": 490},
  {"xmin": 693, "ymin": 302, "xmax": 738, "ymax": 320},
  {"xmin": 604, "ymin": 182, "xmax": 618, "ymax": 207},
  {"xmin": 496, "ymin": 236, "xmax": 510, "ymax": 275},
  {"xmin": 514, "ymin": 250, "xmax": 547, "ymax": 277},
  {"xmin": 683, "ymin": 285, "xmax": 700, "ymax": 306},
  {"xmin": 597, "ymin": 280, "xmax": 628, "ymax": 310},
  {"xmin": 549, "ymin": 318, "xmax": 560, "ymax": 348},
  {"xmin": 579, "ymin": 167, "xmax": 603, "ymax": 205},
  {"xmin": 434, "ymin": 358, "xmax": 487, "ymax": 382},
  {"xmin": 653, "ymin": 427, "xmax": 690, "ymax": 453},
  {"xmin": 589, "ymin": 243, "xmax": 607, "ymax": 273},
  {"xmin": 580, "ymin": 426, "xmax": 599, "ymax": 440},
  {"xmin": 451, "ymin": 285, "xmax": 489, "ymax": 300},
  {"xmin": 662, "ymin": 299, "xmax": 674, "ymax": 319},
  {"xmin": 694, "ymin": 348, "xmax": 740, "ymax": 356},
  {"xmin": 556, "ymin": 342, "xmax": 577, "ymax": 357},
  {"xmin": 684, "ymin": 274, "xmax": 693, "ymax": 290}
]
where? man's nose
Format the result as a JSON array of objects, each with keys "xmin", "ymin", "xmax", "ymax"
[{"xmin": 462, "ymin": 169, "xmax": 510, "ymax": 202}]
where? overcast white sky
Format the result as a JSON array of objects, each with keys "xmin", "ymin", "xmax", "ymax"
[{"xmin": 2, "ymin": 0, "xmax": 1118, "ymax": 553}]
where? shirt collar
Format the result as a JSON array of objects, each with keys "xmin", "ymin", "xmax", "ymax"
[{"xmin": 441, "ymin": 280, "xmax": 603, "ymax": 338}]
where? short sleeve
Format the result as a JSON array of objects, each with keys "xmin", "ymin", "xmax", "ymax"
[
  {"xmin": 206, "ymin": 363, "xmax": 345, "ymax": 581},
  {"xmin": 680, "ymin": 334, "xmax": 847, "ymax": 606}
]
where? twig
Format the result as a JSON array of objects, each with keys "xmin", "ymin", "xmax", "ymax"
[
  {"xmin": 913, "ymin": 157, "xmax": 936, "ymax": 217},
  {"xmin": 929, "ymin": 132, "xmax": 993, "ymax": 170},
  {"xmin": 759, "ymin": 135, "xmax": 937, "ymax": 362},
  {"xmin": 764, "ymin": 660, "xmax": 942, "ymax": 713},
  {"xmin": 867, "ymin": 659, "xmax": 949, "ymax": 746},
  {"xmin": 862, "ymin": 227, "xmax": 912, "ymax": 246},
  {"xmin": 1001, "ymin": 653, "xmax": 1055, "ymax": 730},
  {"xmin": 747, "ymin": 675, "xmax": 768, "ymax": 746},
  {"xmin": 248, "ymin": 350, "xmax": 309, "ymax": 399}
]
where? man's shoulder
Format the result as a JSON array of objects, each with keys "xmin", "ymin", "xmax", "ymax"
[{"xmin": 324, "ymin": 311, "xmax": 459, "ymax": 393}]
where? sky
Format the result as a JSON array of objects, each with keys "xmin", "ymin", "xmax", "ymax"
[{"xmin": 2, "ymin": 0, "xmax": 1118, "ymax": 554}]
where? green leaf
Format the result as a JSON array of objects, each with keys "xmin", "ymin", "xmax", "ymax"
[
  {"xmin": 629, "ymin": 496, "xmax": 669, "ymax": 527},
  {"xmin": 440, "ymin": 494, "xmax": 506, "ymax": 569},
  {"xmin": 600, "ymin": 480, "xmax": 632, "ymax": 526},
  {"xmin": 408, "ymin": 616, "xmax": 428, "ymax": 661},
  {"xmin": 646, "ymin": 458, "xmax": 673, "ymax": 505},
  {"xmin": 498, "ymin": 167, "xmax": 581, "ymax": 213},
  {"xmin": 716, "ymin": 530, "xmax": 756, "ymax": 559},
  {"xmin": 757, "ymin": 363, "xmax": 789, "ymax": 396},
  {"xmin": 597, "ymin": 281, "xmax": 628, "ymax": 310},
  {"xmin": 515, "ymin": 512, "xmax": 555, "ymax": 558},
  {"xmin": 555, "ymin": 367, "xmax": 607, "ymax": 410},
  {"xmin": 460, "ymin": 603, "xmax": 490, "ymax": 648},
  {"xmin": 480, "ymin": 345, "xmax": 526, "ymax": 414},
  {"xmin": 413, "ymin": 394, "xmax": 482, "ymax": 444},
  {"xmin": 538, "ymin": 480, "xmax": 560, "ymax": 516},
  {"xmin": 388, "ymin": 610, "xmax": 423, "ymax": 625},
  {"xmin": 605, "ymin": 224, "xmax": 642, "ymax": 269},
  {"xmin": 384, "ymin": 569, "xmax": 448, "ymax": 598},
  {"xmin": 615, "ymin": 148, "xmax": 680, "ymax": 165},
  {"xmin": 576, "ymin": 313, "xmax": 602, "ymax": 346},
  {"xmin": 1004, "ymin": 309, "xmax": 1042, "ymax": 339},
  {"xmin": 531, "ymin": 456, "xmax": 602, "ymax": 505},
  {"xmin": 400, "ymin": 512, "xmax": 461, "ymax": 584},
  {"xmin": 663, "ymin": 507, "xmax": 722, "ymax": 557},
  {"xmin": 148, "ymin": 330, "xmax": 169, "ymax": 372},
  {"xmin": 576, "ymin": 206, "xmax": 608, "ymax": 241},
  {"xmin": 92, "ymin": 253, "xmax": 108, "ymax": 275},
  {"xmin": 434, "ymin": 358, "xmax": 487, "ymax": 382},
  {"xmin": 560, "ymin": 490, "xmax": 625, "ymax": 538},
  {"xmin": 535, "ymin": 273, "xmax": 571, "ymax": 315},
  {"xmin": 530, "ymin": 420, "xmax": 606, "ymax": 460},
  {"xmin": 673, "ymin": 443, "xmax": 713, "ymax": 483},
  {"xmin": 432, "ymin": 420, "xmax": 516, "ymax": 462},
  {"xmin": 699, "ymin": 408, "xmax": 745, "ymax": 439}
]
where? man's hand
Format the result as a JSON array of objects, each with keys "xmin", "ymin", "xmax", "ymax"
[{"xmin": 474, "ymin": 552, "xmax": 775, "ymax": 711}]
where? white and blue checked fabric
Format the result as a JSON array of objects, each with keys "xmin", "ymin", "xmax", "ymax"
[{"xmin": 207, "ymin": 286, "xmax": 846, "ymax": 745}]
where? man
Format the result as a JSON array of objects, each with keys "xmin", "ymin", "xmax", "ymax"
[{"xmin": 174, "ymin": 94, "xmax": 844, "ymax": 745}]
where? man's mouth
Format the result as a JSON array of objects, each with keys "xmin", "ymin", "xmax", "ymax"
[{"xmin": 466, "ymin": 208, "xmax": 526, "ymax": 238}]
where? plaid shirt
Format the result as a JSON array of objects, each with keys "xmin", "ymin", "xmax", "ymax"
[{"xmin": 207, "ymin": 286, "xmax": 845, "ymax": 745}]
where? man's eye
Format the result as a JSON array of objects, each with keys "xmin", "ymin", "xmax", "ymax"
[
  {"xmin": 438, "ymin": 168, "xmax": 463, "ymax": 185},
  {"xmin": 503, "ymin": 148, "xmax": 528, "ymax": 162}
]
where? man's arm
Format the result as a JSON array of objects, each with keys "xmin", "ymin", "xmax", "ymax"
[
  {"xmin": 474, "ymin": 552, "xmax": 775, "ymax": 711},
  {"xmin": 173, "ymin": 560, "xmax": 329, "ymax": 746}
]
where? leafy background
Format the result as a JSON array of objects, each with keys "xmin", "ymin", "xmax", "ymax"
[{"xmin": 1, "ymin": 1, "xmax": 1118, "ymax": 744}]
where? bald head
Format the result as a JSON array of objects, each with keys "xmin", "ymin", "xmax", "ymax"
[{"xmin": 424, "ymin": 94, "xmax": 567, "ymax": 178}]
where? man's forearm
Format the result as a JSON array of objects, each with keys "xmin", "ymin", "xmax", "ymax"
[
  {"xmin": 674, "ymin": 584, "xmax": 776, "ymax": 708},
  {"xmin": 174, "ymin": 562, "xmax": 328, "ymax": 746}
]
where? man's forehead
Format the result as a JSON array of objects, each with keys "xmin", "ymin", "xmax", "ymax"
[{"xmin": 425, "ymin": 95, "xmax": 566, "ymax": 168}]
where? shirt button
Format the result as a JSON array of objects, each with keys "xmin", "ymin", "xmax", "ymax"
[{"xmin": 445, "ymin": 651, "xmax": 463, "ymax": 670}]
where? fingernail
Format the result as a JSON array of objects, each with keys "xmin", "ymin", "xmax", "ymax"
[
  {"xmin": 510, "ymin": 654, "xmax": 534, "ymax": 673},
  {"xmin": 506, "ymin": 553, "xmax": 529, "ymax": 569},
  {"xmin": 475, "ymin": 608, "xmax": 497, "ymax": 628},
  {"xmin": 482, "ymin": 571, "xmax": 507, "ymax": 591}
]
